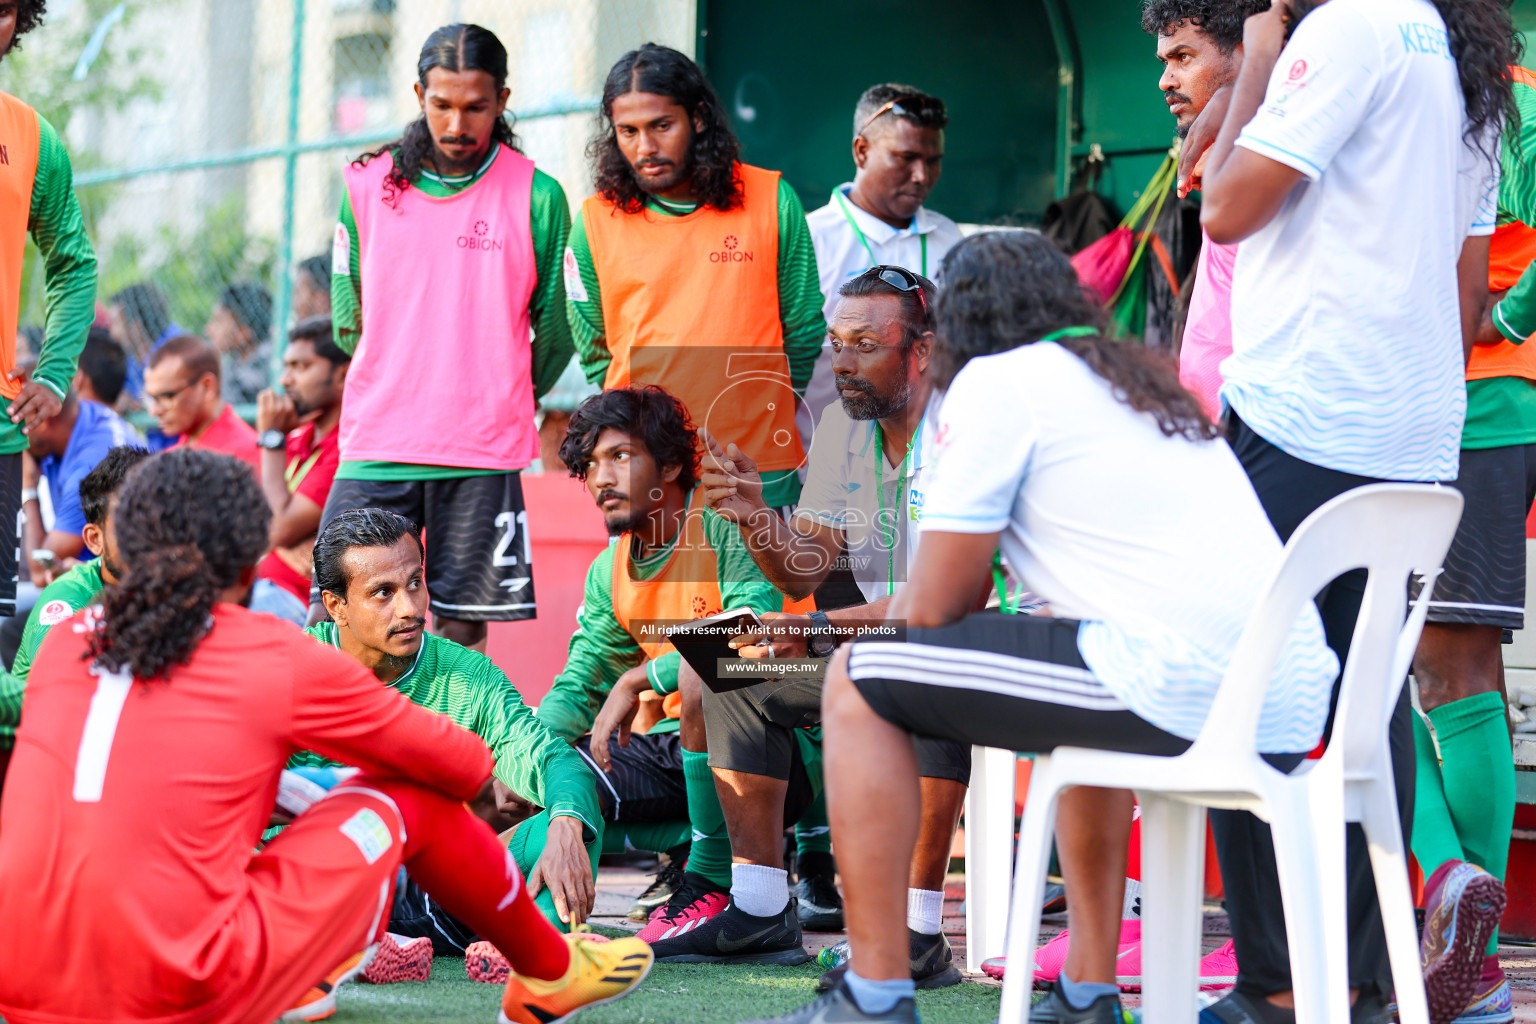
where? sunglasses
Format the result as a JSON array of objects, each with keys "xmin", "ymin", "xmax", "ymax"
[
  {"xmin": 856, "ymin": 95, "xmax": 947, "ymax": 138},
  {"xmin": 859, "ymin": 264, "xmax": 929, "ymax": 321}
]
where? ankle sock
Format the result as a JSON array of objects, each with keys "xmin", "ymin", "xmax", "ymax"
[
  {"xmin": 1122, "ymin": 876, "xmax": 1143, "ymax": 919},
  {"xmin": 1059, "ymin": 972, "xmax": 1119, "ymax": 1011},
  {"xmin": 845, "ymin": 969, "xmax": 914, "ymax": 1015},
  {"xmin": 1430, "ymin": 691, "xmax": 1515, "ymax": 955},
  {"xmin": 731, "ymin": 863, "xmax": 789, "ymax": 917},
  {"xmin": 907, "ymin": 887, "xmax": 944, "ymax": 935},
  {"xmin": 681, "ymin": 750, "xmax": 732, "ymax": 888}
]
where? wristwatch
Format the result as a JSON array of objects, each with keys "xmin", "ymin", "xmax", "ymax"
[
  {"xmin": 257, "ymin": 429, "xmax": 286, "ymax": 451},
  {"xmin": 807, "ymin": 609, "xmax": 837, "ymax": 658}
]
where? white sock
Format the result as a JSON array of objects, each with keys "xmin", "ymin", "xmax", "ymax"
[
  {"xmin": 732, "ymin": 863, "xmax": 790, "ymax": 918},
  {"xmin": 1122, "ymin": 877, "xmax": 1143, "ymax": 919},
  {"xmin": 907, "ymin": 887, "xmax": 944, "ymax": 935}
]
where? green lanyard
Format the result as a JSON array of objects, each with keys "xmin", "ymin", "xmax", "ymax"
[
  {"xmin": 873, "ymin": 410, "xmax": 926, "ymax": 596},
  {"xmin": 834, "ymin": 189, "xmax": 927, "ymax": 277},
  {"xmin": 990, "ymin": 325, "xmax": 1096, "ymax": 614},
  {"xmin": 284, "ymin": 445, "xmax": 324, "ymax": 494}
]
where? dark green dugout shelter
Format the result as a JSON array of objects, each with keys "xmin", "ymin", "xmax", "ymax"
[{"xmin": 697, "ymin": 0, "xmax": 1536, "ymax": 227}]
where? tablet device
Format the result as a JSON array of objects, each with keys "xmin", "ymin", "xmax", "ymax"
[{"xmin": 665, "ymin": 607, "xmax": 771, "ymax": 693}]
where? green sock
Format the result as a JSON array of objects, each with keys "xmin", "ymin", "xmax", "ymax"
[
  {"xmin": 601, "ymin": 819, "xmax": 694, "ymax": 856},
  {"xmin": 682, "ymin": 749, "xmax": 733, "ymax": 888},
  {"xmin": 505, "ymin": 810, "xmax": 602, "ymax": 933},
  {"xmin": 795, "ymin": 791, "xmax": 833, "ymax": 856},
  {"xmin": 1411, "ymin": 710, "xmax": 1466, "ymax": 877},
  {"xmin": 1428, "ymin": 690, "xmax": 1515, "ymax": 955}
]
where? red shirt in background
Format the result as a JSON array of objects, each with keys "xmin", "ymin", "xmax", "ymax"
[
  {"xmin": 0, "ymin": 604, "xmax": 491, "ymax": 1023},
  {"xmin": 258, "ymin": 423, "xmax": 341, "ymax": 602},
  {"xmin": 174, "ymin": 403, "xmax": 260, "ymax": 472}
]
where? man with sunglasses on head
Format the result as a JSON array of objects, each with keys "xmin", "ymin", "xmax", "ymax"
[
  {"xmin": 692, "ymin": 267, "xmax": 970, "ymax": 985},
  {"xmin": 803, "ymin": 86, "xmax": 960, "ymax": 430}
]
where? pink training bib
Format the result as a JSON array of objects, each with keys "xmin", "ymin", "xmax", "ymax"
[{"xmin": 343, "ymin": 145, "xmax": 539, "ymax": 470}]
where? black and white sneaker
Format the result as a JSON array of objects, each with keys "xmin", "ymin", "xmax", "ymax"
[
  {"xmin": 740, "ymin": 978, "xmax": 918, "ymax": 1024},
  {"xmin": 628, "ymin": 843, "xmax": 689, "ymax": 922},
  {"xmin": 794, "ymin": 854, "xmax": 845, "ymax": 932},
  {"xmin": 815, "ymin": 928, "xmax": 961, "ymax": 993},
  {"xmin": 1030, "ymin": 982, "xmax": 1124, "ymax": 1023},
  {"xmin": 649, "ymin": 897, "xmax": 813, "ymax": 965}
]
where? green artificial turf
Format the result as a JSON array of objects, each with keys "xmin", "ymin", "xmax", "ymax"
[{"xmin": 338, "ymin": 958, "xmax": 1004, "ymax": 1024}]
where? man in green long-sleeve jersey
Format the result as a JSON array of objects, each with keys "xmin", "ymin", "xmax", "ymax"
[
  {"xmin": 0, "ymin": 0, "xmax": 97, "ymax": 640},
  {"xmin": 294, "ymin": 506, "xmax": 604, "ymax": 937},
  {"xmin": 320, "ymin": 24, "xmax": 572, "ymax": 653},
  {"xmin": 565, "ymin": 44, "xmax": 824, "ymax": 512}
]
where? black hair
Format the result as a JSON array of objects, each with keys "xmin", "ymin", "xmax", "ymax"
[
  {"xmin": 287, "ymin": 316, "xmax": 349, "ymax": 368},
  {"xmin": 7, "ymin": 0, "xmax": 47, "ymax": 52},
  {"xmin": 111, "ymin": 283, "xmax": 172, "ymax": 342},
  {"xmin": 78, "ymin": 326, "xmax": 128, "ymax": 406},
  {"xmin": 147, "ymin": 334, "xmax": 221, "ymax": 385},
  {"xmin": 838, "ymin": 268, "xmax": 938, "ymax": 344},
  {"xmin": 1284, "ymin": 0, "xmax": 1519, "ymax": 157},
  {"xmin": 313, "ymin": 507, "xmax": 424, "ymax": 601},
  {"xmin": 89, "ymin": 449, "xmax": 270, "ymax": 680},
  {"xmin": 1140, "ymin": 0, "xmax": 1270, "ymax": 53},
  {"xmin": 354, "ymin": 24, "xmax": 520, "ymax": 207},
  {"xmin": 79, "ymin": 445, "xmax": 151, "ymax": 528},
  {"xmin": 591, "ymin": 43, "xmax": 742, "ymax": 213},
  {"xmin": 298, "ymin": 253, "xmax": 330, "ymax": 293},
  {"xmin": 217, "ymin": 282, "xmax": 273, "ymax": 342},
  {"xmin": 852, "ymin": 83, "xmax": 949, "ymax": 137},
  {"xmin": 935, "ymin": 231, "xmax": 1216, "ymax": 442},
  {"xmin": 559, "ymin": 386, "xmax": 699, "ymax": 492}
]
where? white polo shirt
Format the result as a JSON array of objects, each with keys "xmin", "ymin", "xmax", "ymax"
[
  {"xmin": 795, "ymin": 392, "xmax": 942, "ymax": 604},
  {"xmin": 801, "ymin": 187, "xmax": 964, "ymax": 429}
]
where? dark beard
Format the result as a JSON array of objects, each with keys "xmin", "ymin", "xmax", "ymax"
[
  {"xmin": 838, "ymin": 372, "xmax": 913, "ymax": 421},
  {"xmin": 633, "ymin": 154, "xmax": 694, "ymax": 197}
]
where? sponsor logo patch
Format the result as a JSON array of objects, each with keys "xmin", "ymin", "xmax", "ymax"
[
  {"xmin": 339, "ymin": 807, "xmax": 393, "ymax": 865},
  {"xmin": 563, "ymin": 247, "xmax": 588, "ymax": 302},
  {"xmin": 38, "ymin": 599, "xmax": 74, "ymax": 627},
  {"xmin": 332, "ymin": 222, "xmax": 351, "ymax": 276}
]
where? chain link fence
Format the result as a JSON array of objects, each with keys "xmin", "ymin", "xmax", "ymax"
[{"xmin": 0, "ymin": 0, "xmax": 694, "ymax": 408}]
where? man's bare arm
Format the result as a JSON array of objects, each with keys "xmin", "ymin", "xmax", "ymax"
[{"xmin": 1459, "ymin": 234, "xmax": 1493, "ymax": 362}]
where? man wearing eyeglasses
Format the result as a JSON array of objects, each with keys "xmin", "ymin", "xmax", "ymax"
[
  {"xmin": 802, "ymin": 86, "xmax": 960, "ymax": 431},
  {"xmin": 685, "ymin": 269, "xmax": 970, "ymax": 982},
  {"xmin": 145, "ymin": 335, "xmax": 258, "ymax": 474}
]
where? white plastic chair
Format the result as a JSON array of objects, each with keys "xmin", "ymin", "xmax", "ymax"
[
  {"xmin": 963, "ymin": 745, "xmax": 1019, "ymax": 971},
  {"xmin": 996, "ymin": 483, "xmax": 1462, "ymax": 1024}
]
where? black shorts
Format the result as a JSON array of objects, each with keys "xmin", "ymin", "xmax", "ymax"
[
  {"xmin": 576, "ymin": 730, "xmax": 688, "ymax": 823},
  {"xmin": 313, "ymin": 472, "xmax": 535, "ymax": 622},
  {"xmin": 700, "ymin": 670, "xmax": 973, "ymax": 783},
  {"xmin": 846, "ymin": 611, "xmax": 1191, "ymax": 759},
  {"xmin": 0, "ymin": 453, "xmax": 17, "ymax": 617},
  {"xmin": 1420, "ymin": 443, "xmax": 1536, "ymax": 629}
]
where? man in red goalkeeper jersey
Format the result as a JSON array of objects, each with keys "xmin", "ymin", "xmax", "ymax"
[{"xmin": 0, "ymin": 449, "xmax": 651, "ymax": 1024}]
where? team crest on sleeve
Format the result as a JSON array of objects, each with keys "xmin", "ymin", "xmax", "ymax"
[
  {"xmin": 563, "ymin": 247, "xmax": 589, "ymax": 303},
  {"xmin": 39, "ymin": 600, "xmax": 74, "ymax": 627}
]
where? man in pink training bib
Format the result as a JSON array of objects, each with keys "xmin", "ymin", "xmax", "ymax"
[{"xmin": 320, "ymin": 23, "xmax": 574, "ymax": 651}]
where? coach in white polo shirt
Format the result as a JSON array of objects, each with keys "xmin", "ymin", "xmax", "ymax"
[
  {"xmin": 802, "ymin": 85, "xmax": 963, "ymax": 431},
  {"xmin": 698, "ymin": 266, "xmax": 972, "ymax": 993}
]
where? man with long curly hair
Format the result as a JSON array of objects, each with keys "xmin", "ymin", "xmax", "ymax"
[
  {"xmin": 0, "ymin": 0, "xmax": 98, "ymax": 625},
  {"xmin": 566, "ymin": 44, "xmax": 826, "ymax": 513},
  {"xmin": 323, "ymin": 23, "xmax": 574, "ymax": 652}
]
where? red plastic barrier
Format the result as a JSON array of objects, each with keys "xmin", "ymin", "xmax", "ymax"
[{"xmin": 483, "ymin": 472, "xmax": 609, "ymax": 706}]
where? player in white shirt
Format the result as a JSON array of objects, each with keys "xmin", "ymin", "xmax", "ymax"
[
  {"xmin": 743, "ymin": 231, "xmax": 1338, "ymax": 1024},
  {"xmin": 1193, "ymin": 1, "xmax": 1517, "ymax": 1021},
  {"xmin": 802, "ymin": 86, "xmax": 963, "ymax": 434}
]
